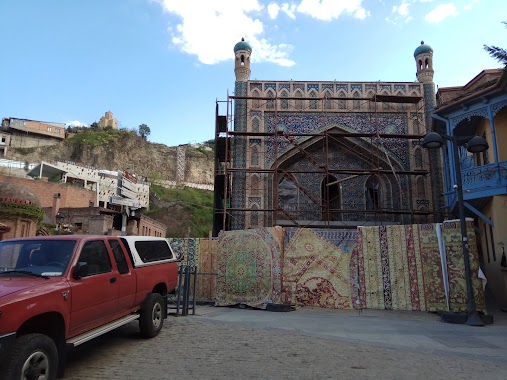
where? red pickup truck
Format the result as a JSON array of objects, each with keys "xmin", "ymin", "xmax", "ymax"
[{"xmin": 0, "ymin": 235, "xmax": 179, "ymax": 380}]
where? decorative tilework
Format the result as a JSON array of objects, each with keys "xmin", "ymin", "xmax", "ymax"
[
  {"xmin": 248, "ymin": 197, "xmax": 261, "ymax": 206},
  {"xmin": 307, "ymin": 83, "xmax": 319, "ymax": 92},
  {"xmin": 250, "ymin": 83, "xmax": 261, "ymax": 91},
  {"xmin": 322, "ymin": 84, "xmax": 333, "ymax": 91},
  {"xmin": 365, "ymin": 84, "xmax": 376, "ymax": 92},
  {"xmin": 351, "ymin": 84, "xmax": 362, "ymax": 93},
  {"xmin": 409, "ymin": 85, "xmax": 421, "ymax": 94},
  {"xmin": 249, "ymin": 138, "xmax": 261, "ymax": 145},
  {"xmin": 336, "ymin": 84, "xmax": 348, "ymax": 92},
  {"xmin": 250, "ymin": 111, "xmax": 261, "ymax": 119},
  {"xmin": 279, "ymin": 83, "xmax": 290, "ymax": 91},
  {"xmin": 264, "ymin": 83, "xmax": 276, "ymax": 91},
  {"xmin": 394, "ymin": 84, "xmax": 406, "ymax": 92},
  {"xmin": 293, "ymin": 83, "xmax": 304, "ymax": 92},
  {"xmin": 380, "ymin": 84, "xmax": 391, "ymax": 92},
  {"xmin": 263, "ymin": 112, "xmax": 409, "ymax": 169}
]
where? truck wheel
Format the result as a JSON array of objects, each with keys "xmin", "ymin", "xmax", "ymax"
[
  {"xmin": 139, "ymin": 293, "xmax": 165, "ymax": 338},
  {"xmin": 2, "ymin": 333, "xmax": 58, "ymax": 380}
]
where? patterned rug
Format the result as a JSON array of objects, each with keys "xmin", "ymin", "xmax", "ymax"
[
  {"xmin": 441, "ymin": 220, "xmax": 486, "ymax": 312},
  {"xmin": 215, "ymin": 227, "xmax": 283, "ymax": 309},
  {"xmin": 283, "ymin": 228, "xmax": 357, "ymax": 309}
]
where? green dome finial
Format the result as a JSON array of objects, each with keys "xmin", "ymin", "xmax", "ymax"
[
  {"xmin": 234, "ymin": 38, "xmax": 252, "ymax": 53},
  {"xmin": 414, "ymin": 40, "xmax": 433, "ymax": 58}
]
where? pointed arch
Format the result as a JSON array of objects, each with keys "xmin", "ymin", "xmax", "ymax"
[
  {"xmin": 414, "ymin": 147, "xmax": 423, "ymax": 169},
  {"xmin": 416, "ymin": 176, "xmax": 426, "ymax": 199},
  {"xmin": 309, "ymin": 90, "xmax": 318, "ymax": 110},
  {"xmin": 324, "ymin": 90, "xmax": 333, "ymax": 110},
  {"xmin": 266, "ymin": 90, "xmax": 275, "ymax": 109},
  {"xmin": 365, "ymin": 175, "xmax": 382, "ymax": 210},
  {"xmin": 321, "ymin": 175, "xmax": 341, "ymax": 221},
  {"xmin": 252, "ymin": 90, "xmax": 260, "ymax": 109},
  {"xmin": 382, "ymin": 90, "xmax": 390, "ymax": 110},
  {"xmin": 251, "ymin": 145, "xmax": 259, "ymax": 166},
  {"xmin": 295, "ymin": 90, "xmax": 303, "ymax": 110},
  {"xmin": 280, "ymin": 90, "xmax": 289, "ymax": 110},
  {"xmin": 353, "ymin": 91, "xmax": 361, "ymax": 110},
  {"xmin": 251, "ymin": 173, "xmax": 260, "ymax": 195},
  {"xmin": 338, "ymin": 91, "xmax": 346, "ymax": 110}
]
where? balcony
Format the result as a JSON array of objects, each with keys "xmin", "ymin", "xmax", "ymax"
[{"xmin": 446, "ymin": 161, "xmax": 507, "ymax": 208}]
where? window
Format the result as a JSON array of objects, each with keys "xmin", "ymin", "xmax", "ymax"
[
  {"xmin": 78, "ymin": 240, "xmax": 112, "ymax": 276},
  {"xmin": 252, "ymin": 90, "xmax": 260, "ymax": 109},
  {"xmin": 365, "ymin": 176, "xmax": 381, "ymax": 210},
  {"xmin": 134, "ymin": 240, "xmax": 173, "ymax": 263},
  {"xmin": 295, "ymin": 91, "xmax": 303, "ymax": 110},
  {"xmin": 353, "ymin": 92, "xmax": 360, "ymax": 109},
  {"xmin": 309, "ymin": 91, "xmax": 318, "ymax": 110},
  {"xmin": 324, "ymin": 91, "xmax": 332, "ymax": 110},
  {"xmin": 280, "ymin": 91, "xmax": 289, "ymax": 109},
  {"xmin": 415, "ymin": 148, "xmax": 423, "ymax": 169},
  {"xmin": 416, "ymin": 177, "xmax": 426, "ymax": 199},
  {"xmin": 47, "ymin": 127, "xmax": 52, "ymax": 132},
  {"xmin": 266, "ymin": 90, "xmax": 275, "ymax": 109},
  {"xmin": 108, "ymin": 239, "xmax": 129, "ymax": 274}
]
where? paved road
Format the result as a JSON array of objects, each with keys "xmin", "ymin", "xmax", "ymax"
[{"xmin": 64, "ymin": 306, "xmax": 507, "ymax": 380}]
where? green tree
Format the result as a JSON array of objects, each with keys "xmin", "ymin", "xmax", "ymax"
[
  {"xmin": 484, "ymin": 22, "xmax": 507, "ymax": 66},
  {"xmin": 138, "ymin": 124, "xmax": 151, "ymax": 139}
]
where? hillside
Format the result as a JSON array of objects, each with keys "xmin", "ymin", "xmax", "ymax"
[{"xmin": 5, "ymin": 129, "xmax": 215, "ymax": 237}]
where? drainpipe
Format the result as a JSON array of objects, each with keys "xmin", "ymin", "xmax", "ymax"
[{"xmin": 432, "ymin": 113, "xmax": 454, "ymax": 208}]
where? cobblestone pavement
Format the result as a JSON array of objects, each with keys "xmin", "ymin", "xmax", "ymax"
[{"xmin": 63, "ymin": 307, "xmax": 507, "ymax": 380}]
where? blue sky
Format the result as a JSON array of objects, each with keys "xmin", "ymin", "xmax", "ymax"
[{"xmin": 0, "ymin": 0, "xmax": 505, "ymax": 147}]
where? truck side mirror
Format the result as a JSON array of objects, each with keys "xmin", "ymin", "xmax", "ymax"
[{"xmin": 73, "ymin": 262, "xmax": 88, "ymax": 279}]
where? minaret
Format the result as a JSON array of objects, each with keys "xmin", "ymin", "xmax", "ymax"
[
  {"xmin": 231, "ymin": 38, "xmax": 252, "ymax": 230},
  {"xmin": 414, "ymin": 40, "xmax": 434, "ymax": 83},
  {"xmin": 234, "ymin": 37, "xmax": 252, "ymax": 82},
  {"xmin": 414, "ymin": 40, "xmax": 442, "ymax": 222}
]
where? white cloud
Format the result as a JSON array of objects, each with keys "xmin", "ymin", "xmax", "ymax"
[
  {"xmin": 66, "ymin": 120, "xmax": 88, "ymax": 127},
  {"xmin": 393, "ymin": 2, "xmax": 410, "ymax": 17},
  {"xmin": 267, "ymin": 3, "xmax": 280, "ymax": 18},
  {"xmin": 280, "ymin": 3, "xmax": 297, "ymax": 19},
  {"xmin": 425, "ymin": 3, "xmax": 458, "ymax": 23},
  {"xmin": 464, "ymin": 0, "xmax": 479, "ymax": 10},
  {"xmin": 296, "ymin": 0, "xmax": 369, "ymax": 21},
  {"xmin": 159, "ymin": 0, "xmax": 295, "ymax": 67}
]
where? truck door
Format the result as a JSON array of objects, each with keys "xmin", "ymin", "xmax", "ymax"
[
  {"xmin": 69, "ymin": 239, "xmax": 119, "ymax": 335},
  {"xmin": 108, "ymin": 238, "xmax": 136, "ymax": 313}
]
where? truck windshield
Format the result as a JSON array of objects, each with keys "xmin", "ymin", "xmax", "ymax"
[{"xmin": 0, "ymin": 240, "xmax": 77, "ymax": 277}]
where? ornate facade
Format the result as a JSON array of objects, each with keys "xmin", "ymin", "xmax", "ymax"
[{"xmin": 214, "ymin": 41, "xmax": 439, "ymax": 233}]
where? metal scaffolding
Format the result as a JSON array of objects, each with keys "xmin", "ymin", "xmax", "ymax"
[{"xmin": 213, "ymin": 91, "xmax": 434, "ymax": 236}]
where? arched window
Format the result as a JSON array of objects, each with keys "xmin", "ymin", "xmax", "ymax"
[
  {"xmin": 382, "ymin": 91, "xmax": 389, "ymax": 110},
  {"xmin": 309, "ymin": 91, "xmax": 318, "ymax": 110},
  {"xmin": 419, "ymin": 59, "xmax": 423, "ymax": 70},
  {"xmin": 338, "ymin": 91, "xmax": 346, "ymax": 110},
  {"xmin": 251, "ymin": 174, "xmax": 260, "ymax": 195},
  {"xmin": 266, "ymin": 90, "xmax": 275, "ymax": 109},
  {"xmin": 365, "ymin": 176, "xmax": 381, "ymax": 210},
  {"xmin": 252, "ymin": 118, "xmax": 260, "ymax": 133},
  {"xmin": 353, "ymin": 92, "xmax": 360, "ymax": 109},
  {"xmin": 251, "ymin": 145, "xmax": 259, "ymax": 166},
  {"xmin": 295, "ymin": 91, "xmax": 303, "ymax": 110},
  {"xmin": 415, "ymin": 148, "xmax": 423, "ymax": 169},
  {"xmin": 280, "ymin": 90, "xmax": 289, "ymax": 109},
  {"xmin": 252, "ymin": 90, "xmax": 260, "ymax": 109},
  {"xmin": 324, "ymin": 91, "xmax": 333, "ymax": 110},
  {"xmin": 321, "ymin": 175, "xmax": 341, "ymax": 221},
  {"xmin": 417, "ymin": 177, "xmax": 426, "ymax": 199},
  {"xmin": 425, "ymin": 58, "xmax": 429, "ymax": 69}
]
